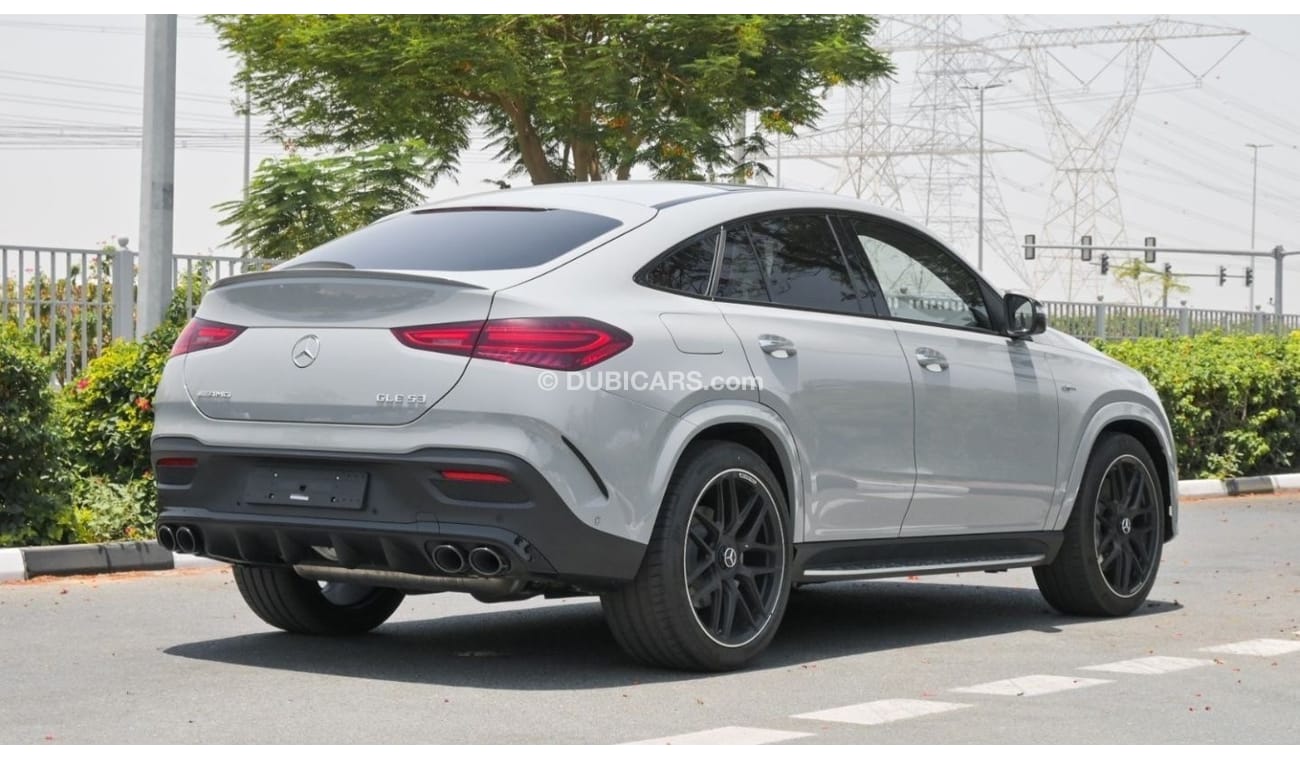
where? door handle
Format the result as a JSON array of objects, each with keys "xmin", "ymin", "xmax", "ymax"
[
  {"xmin": 758, "ymin": 334, "xmax": 797, "ymax": 359},
  {"xmin": 915, "ymin": 347, "xmax": 949, "ymax": 373}
]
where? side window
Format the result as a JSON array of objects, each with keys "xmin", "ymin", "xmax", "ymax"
[
  {"xmin": 638, "ymin": 230, "xmax": 719, "ymax": 296},
  {"xmin": 716, "ymin": 214, "xmax": 862, "ymax": 315},
  {"xmin": 846, "ymin": 217, "xmax": 991, "ymax": 330}
]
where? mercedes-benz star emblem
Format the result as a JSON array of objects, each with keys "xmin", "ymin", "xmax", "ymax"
[
  {"xmin": 291, "ymin": 335, "xmax": 320, "ymax": 368},
  {"xmin": 721, "ymin": 547, "xmax": 738, "ymax": 569},
  {"xmin": 1120, "ymin": 517, "xmax": 1132, "ymax": 535}
]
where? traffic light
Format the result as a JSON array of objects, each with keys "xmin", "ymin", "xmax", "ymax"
[
  {"xmin": 1218, "ymin": 266, "xmax": 1228, "ymax": 286},
  {"xmin": 1164, "ymin": 263, "xmax": 1173, "ymax": 277},
  {"xmin": 1245, "ymin": 267, "xmax": 1254, "ymax": 287},
  {"xmin": 1144, "ymin": 236, "xmax": 1158, "ymax": 263},
  {"xmin": 1023, "ymin": 234, "xmax": 1036, "ymax": 261},
  {"xmin": 1079, "ymin": 235, "xmax": 1093, "ymax": 262},
  {"xmin": 1099, "ymin": 253, "xmax": 1110, "ymax": 275}
]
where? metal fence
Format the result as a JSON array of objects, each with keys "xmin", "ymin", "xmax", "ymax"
[
  {"xmin": 8, "ymin": 244, "xmax": 1300, "ymax": 382},
  {"xmin": 1, "ymin": 245, "xmax": 274, "ymax": 382},
  {"xmin": 1042, "ymin": 300, "xmax": 1300, "ymax": 340}
]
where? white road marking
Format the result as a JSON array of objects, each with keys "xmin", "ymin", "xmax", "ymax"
[
  {"xmin": 626, "ymin": 726, "xmax": 813, "ymax": 745},
  {"xmin": 793, "ymin": 698, "xmax": 971, "ymax": 726},
  {"xmin": 1200, "ymin": 639, "xmax": 1300, "ymax": 657},
  {"xmin": 951, "ymin": 674, "xmax": 1111, "ymax": 696},
  {"xmin": 1080, "ymin": 656, "xmax": 1216, "ymax": 675}
]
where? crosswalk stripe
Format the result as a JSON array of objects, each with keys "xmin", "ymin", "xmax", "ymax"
[
  {"xmin": 1080, "ymin": 656, "xmax": 1216, "ymax": 675},
  {"xmin": 951, "ymin": 674, "xmax": 1111, "ymax": 696},
  {"xmin": 625, "ymin": 726, "xmax": 813, "ymax": 745},
  {"xmin": 1199, "ymin": 638, "xmax": 1300, "ymax": 657},
  {"xmin": 793, "ymin": 698, "xmax": 971, "ymax": 726}
]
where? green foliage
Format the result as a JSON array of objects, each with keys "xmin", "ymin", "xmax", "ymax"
[
  {"xmin": 215, "ymin": 140, "xmax": 439, "ymax": 260},
  {"xmin": 0, "ymin": 323, "xmax": 73, "ymax": 547},
  {"xmin": 59, "ymin": 278, "xmax": 202, "ymax": 484},
  {"xmin": 71, "ymin": 476, "xmax": 158, "ymax": 544},
  {"xmin": 208, "ymin": 14, "xmax": 892, "ymax": 184},
  {"xmin": 1100, "ymin": 332, "xmax": 1300, "ymax": 479}
]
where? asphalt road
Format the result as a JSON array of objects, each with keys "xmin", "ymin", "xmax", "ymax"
[{"xmin": 1, "ymin": 495, "xmax": 1297, "ymax": 744}]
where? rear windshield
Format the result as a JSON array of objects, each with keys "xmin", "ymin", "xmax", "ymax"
[{"xmin": 285, "ymin": 207, "xmax": 621, "ymax": 271}]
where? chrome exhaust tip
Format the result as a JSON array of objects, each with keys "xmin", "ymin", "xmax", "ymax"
[
  {"xmin": 430, "ymin": 544, "xmax": 467, "ymax": 574},
  {"xmin": 467, "ymin": 546, "xmax": 507, "ymax": 577}
]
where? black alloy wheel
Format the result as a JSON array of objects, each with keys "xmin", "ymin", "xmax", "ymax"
[
  {"xmin": 1093, "ymin": 454, "xmax": 1161, "ymax": 597},
  {"xmin": 684, "ymin": 468, "xmax": 786, "ymax": 647}
]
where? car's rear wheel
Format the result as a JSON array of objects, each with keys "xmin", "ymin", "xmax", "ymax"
[
  {"xmin": 602, "ymin": 441, "xmax": 791, "ymax": 671},
  {"xmin": 233, "ymin": 564, "xmax": 405, "ymax": 635},
  {"xmin": 1035, "ymin": 432, "xmax": 1164, "ymax": 616}
]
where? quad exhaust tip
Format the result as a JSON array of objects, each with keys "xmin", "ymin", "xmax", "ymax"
[
  {"xmin": 467, "ymin": 546, "xmax": 507, "ymax": 577},
  {"xmin": 430, "ymin": 544, "xmax": 467, "ymax": 575},
  {"xmin": 156, "ymin": 525, "xmax": 176, "ymax": 552}
]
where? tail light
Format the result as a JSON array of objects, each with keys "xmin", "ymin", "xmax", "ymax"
[
  {"xmin": 392, "ymin": 317, "xmax": 632, "ymax": 371},
  {"xmin": 170, "ymin": 318, "xmax": 245, "ymax": 357}
]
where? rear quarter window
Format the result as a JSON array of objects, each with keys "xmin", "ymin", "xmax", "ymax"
[{"xmin": 285, "ymin": 208, "xmax": 621, "ymax": 271}]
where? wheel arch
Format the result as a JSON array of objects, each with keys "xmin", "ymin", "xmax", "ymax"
[
  {"xmin": 653, "ymin": 401, "xmax": 804, "ymax": 542},
  {"xmin": 1050, "ymin": 400, "xmax": 1179, "ymax": 540}
]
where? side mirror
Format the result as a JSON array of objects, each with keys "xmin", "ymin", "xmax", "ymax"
[{"xmin": 1004, "ymin": 292, "xmax": 1047, "ymax": 338}]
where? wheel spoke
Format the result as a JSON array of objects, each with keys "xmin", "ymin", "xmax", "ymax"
[
  {"xmin": 722, "ymin": 478, "xmax": 741, "ymax": 532},
  {"xmin": 691, "ymin": 571, "xmax": 722, "ymax": 608},
  {"xmin": 734, "ymin": 492, "xmax": 763, "ymax": 542},
  {"xmin": 1123, "ymin": 466, "xmax": 1145, "ymax": 511},
  {"xmin": 717, "ymin": 580, "xmax": 740, "ymax": 637},
  {"xmin": 736, "ymin": 573, "xmax": 764, "ymax": 624}
]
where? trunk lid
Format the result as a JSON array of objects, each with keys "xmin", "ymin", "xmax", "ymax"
[{"xmin": 181, "ymin": 269, "xmax": 488, "ymax": 425}]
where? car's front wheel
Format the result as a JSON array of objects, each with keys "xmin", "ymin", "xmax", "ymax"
[
  {"xmin": 233, "ymin": 564, "xmax": 405, "ymax": 635},
  {"xmin": 1035, "ymin": 432, "xmax": 1164, "ymax": 616},
  {"xmin": 602, "ymin": 441, "xmax": 792, "ymax": 671}
]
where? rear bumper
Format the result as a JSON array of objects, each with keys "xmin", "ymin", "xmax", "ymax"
[{"xmin": 152, "ymin": 437, "xmax": 646, "ymax": 589}]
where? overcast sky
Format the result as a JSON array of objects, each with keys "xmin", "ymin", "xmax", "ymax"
[{"xmin": 1, "ymin": 13, "xmax": 1298, "ymax": 311}]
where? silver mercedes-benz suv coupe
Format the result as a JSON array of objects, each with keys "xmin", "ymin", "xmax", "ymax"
[{"xmin": 152, "ymin": 181, "xmax": 1178, "ymax": 671}]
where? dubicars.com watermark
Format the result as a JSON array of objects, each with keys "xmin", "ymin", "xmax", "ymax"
[{"xmin": 537, "ymin": 370, "xmax": 763, "ymax": 393}]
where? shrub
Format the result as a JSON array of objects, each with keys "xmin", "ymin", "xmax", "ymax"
[
  {"xmin": 60, "ymin": 278, "xmax": 200, "ymax": 483},
  {"xmin": 1099, "ymin": 332, "xmax": 1300, "ymax": 479},
  {"xmin": 70, "ymin": 476, "xmax": 158, "ymax": 544},
  {"xmin": 0, "ymin": 323, "xmax": 73, "ymax": 546}
]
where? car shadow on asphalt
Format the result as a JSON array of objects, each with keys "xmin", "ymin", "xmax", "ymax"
[{"xmin": 164, "ymin": 580, "xmax": 1182, "ymax": 689}]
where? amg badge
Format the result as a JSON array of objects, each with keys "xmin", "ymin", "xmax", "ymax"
[{"xmin": 376, "ymin": 393, "xmax": 427, "ymax": 406}]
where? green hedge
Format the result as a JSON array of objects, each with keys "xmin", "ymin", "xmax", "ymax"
[
  {"xmin": 1099, "ymin": 332, "xmax": 1300, "ymax": 479},
  {"xmin": 0, "ymin": 323, "xmax": 74, "ymax": 546}
]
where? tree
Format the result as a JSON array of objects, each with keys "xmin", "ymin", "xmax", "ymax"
[
  {"xmin": 1113, "ymin": 259, "xmax": 1190, "ymax": 307},
  {"xmin": 207, "ymin": 14, "xmax": 892, "ymax": 184},
  {"xmin": 214, "ymin": 140, "xmax": 436, "ymax": 260}
]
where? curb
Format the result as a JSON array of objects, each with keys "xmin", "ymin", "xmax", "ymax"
[
  {"xmin": 0, "ymin": 541, "xmax": 221, "ymax": 583},
  {"xmin": 1177, "ymin": 473, "xmax": 1300, "ymax": 499},
  {"xmin": 3, "ymin": 473, "xmax": 1297, "ymax": 583}
]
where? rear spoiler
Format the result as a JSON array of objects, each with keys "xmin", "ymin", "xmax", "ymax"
[{"xmin": 210, "ymin": 267, "xmax": 486, "ymax": 291}]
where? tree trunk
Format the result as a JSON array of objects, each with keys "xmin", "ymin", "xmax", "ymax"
[{"xmin": 500, "ymin": 97, "xmax": 557, "ymax": 184}]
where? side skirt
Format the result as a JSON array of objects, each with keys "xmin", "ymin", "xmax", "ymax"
[{"xmin": 793, "ymin": 531, "xmax": 1063, "ymax": 584}]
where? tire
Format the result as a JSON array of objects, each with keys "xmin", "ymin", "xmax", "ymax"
[
  {"xmin": 1035, "ymin": 432, "xmax": 1164, "ymax": 617},
  {"xmin": 233, "ymin": 564, "xmax": 405, "ymax": 635},
  {"xmin": 601, "ymin": 441, "xmax": 792, "ymax": 671}
]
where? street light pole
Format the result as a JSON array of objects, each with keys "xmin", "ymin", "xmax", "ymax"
[
  {"xmin": 1247, "ymin": 143, "xmax": 1272, "ymax": 309},
  {"xmin": 963, "ymin": 82, "xmax": 1005, "ymax": 272}
]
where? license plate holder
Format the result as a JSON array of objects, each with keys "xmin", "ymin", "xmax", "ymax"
[{"xmin": 243, "ymin": 467, "xmax": 368, "ymax": 509}]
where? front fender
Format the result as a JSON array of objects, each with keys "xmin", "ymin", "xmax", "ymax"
[{"xmin": 1048, "ymin": 398, "xmax": 1179, "ymax": 538}]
